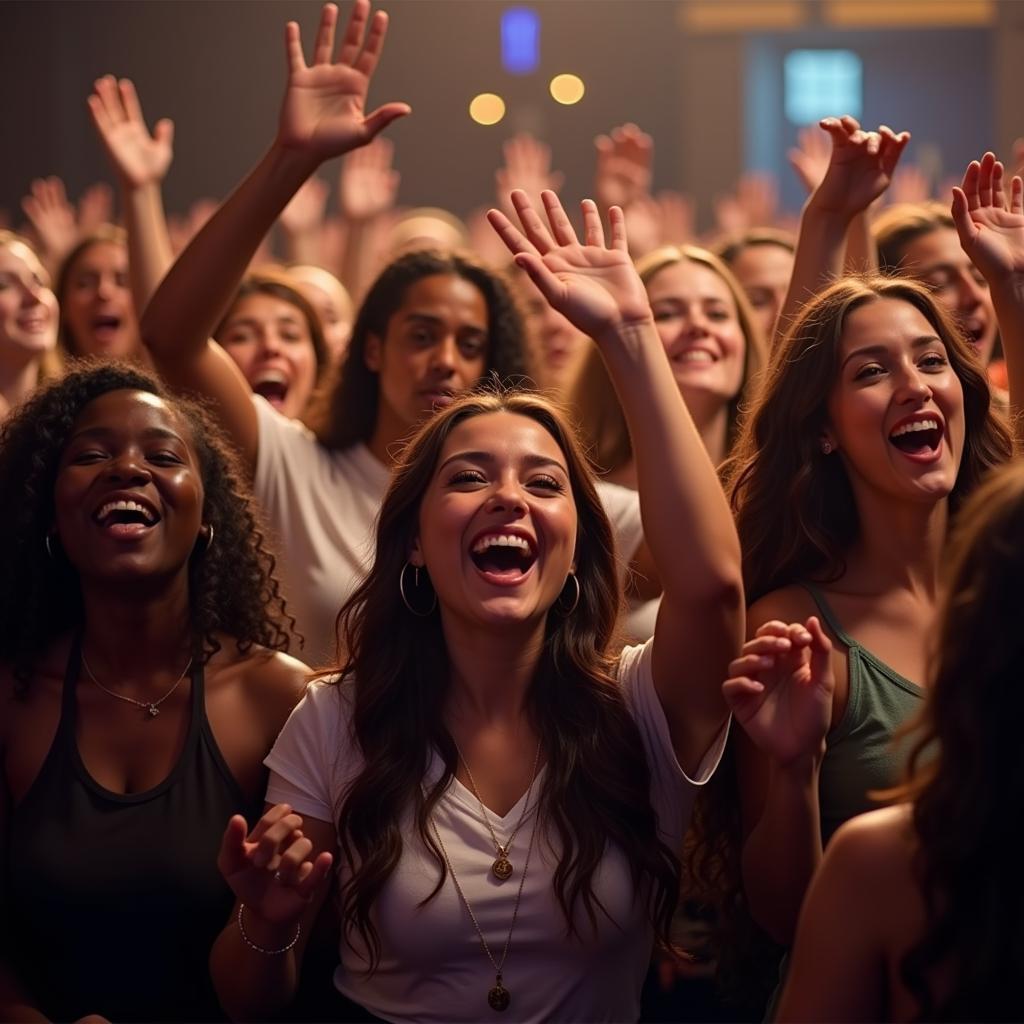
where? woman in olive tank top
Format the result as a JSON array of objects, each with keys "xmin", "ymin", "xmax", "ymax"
[
  {"xmin": 717, "ymin": 137, "xmax": 1021, "ymax": 964},
  {"xmin": 0, "ymin": 364, "xmax": 308, "ymax": 1022}
]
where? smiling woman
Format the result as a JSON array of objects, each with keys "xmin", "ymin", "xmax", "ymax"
[{"xmin": 0, "ymin": 362, "xmax": 309, "ymax": 1022}]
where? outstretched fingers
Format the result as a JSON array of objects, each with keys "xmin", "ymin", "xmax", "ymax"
[
  {"xmin": 354, "ymin": 10, "xmax": 390, "ymax": 77},
  {"xmin": 313, "ymin": 2, "xmax": 339, "ymax": 65},
  {"xmin": 581, "ymin": 199, "xmax": 605, "ymax": 247},
  {"xmin": 510, "ymin": 190, "xmax": 556, "ymax": 254},
  {"xmin": 285, "ymin": 21, "xmax": 307, "ymax": 73},
  {"xmin": 608, "ymin": 206, "xmax": 629, "ymax": 254},
  {"xmin": 1012, "ymin": 176, "xmax": 1024, "ymax": 216},
  {"xmin": 337, "ymin": 0, "xmax": 370, "ymax": 66},
  {"xmin": 541, "ymin": 190, "xmax": 578, "ymax": 247}
]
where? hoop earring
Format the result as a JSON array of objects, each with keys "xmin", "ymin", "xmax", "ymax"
[
  {"xmin": 399, "ymin": 562, "xmax": 437, "ymax": 617},
  {"xmin": 200, "ymin": 524, "xmax": 215, "ymax": 553},
  {"xmin": 558, "ymin": 572, "xmax": 580, "ymax": 615},
  {"xmin": 45, "ymin": 534, "xmax": 57, "ymax": 560}
]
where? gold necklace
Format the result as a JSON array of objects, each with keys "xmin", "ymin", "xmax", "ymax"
[
  {"xmin": 430, "ymin": 792, "xmax": 540, "ymax": 1014},
  {"xmin": 453, "ymin": 737, "xmax": 542, "ymax": 882},
  {"xmin": 81, "ymin": 652, "xmax": 192, "ymax": 719}
]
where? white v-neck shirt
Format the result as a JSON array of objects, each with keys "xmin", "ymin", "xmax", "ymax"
[{"xmin": 264, "ymin": 639, "xmax": 729, "ymax": 1023}]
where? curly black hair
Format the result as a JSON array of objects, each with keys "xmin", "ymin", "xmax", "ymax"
[
  {"xmin": 0, "ymin": 361, "xmax": 294, "ymax": 689},
  {"xmin": 307, "ymin": 249, "xmax": 530, "ymax": 451}
]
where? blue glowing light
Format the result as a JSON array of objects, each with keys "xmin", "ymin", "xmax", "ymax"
[
  {"xmin": 784, "ymin": 50, "xmax": 863, "ymax": 124},
  {"xmin": 502, "ymin": 7, "xmax": 539, "ymax": 75}
]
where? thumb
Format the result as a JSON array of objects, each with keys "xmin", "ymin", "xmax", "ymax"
[
  {"xmin": 362, "ymin": 102, "xmax": 411, "ymax": 142},
  {"xmin": 155, "ymin": 118, "xmax": 175, "ymax": 149},
  {"xmin": 950, "ymin": 187, "xmax": 976, "ymax": 247},
  {"xmin": 217, "ymin": 814, "xmax": 250, "ymax": 875},
  {"xmin": 805, "ymin": 616, "xmax": 833, "ymax": 691}
]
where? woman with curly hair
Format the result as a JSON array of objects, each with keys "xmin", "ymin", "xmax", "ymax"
[
  {"xmin": 0, "ymin": 362, "xmax": 307, "ymax": 1022},
  {"xmin": 720, "ymin": 146, "xmax": 1019, "ymax": 970},
  {"xmin": 139, "ymin": 2, "xmax": 529, "ymax": 667},
  {"xmin": 206, "ymin": 180, "xmax": 740, "ymax": 1022},
  {"xmin": 776, "ymin": 457, "xmax": 1024, "ymax": 1021},
  {"xmin": 0, "ymin": 231, "xmax": 61, "ymax": 422}
]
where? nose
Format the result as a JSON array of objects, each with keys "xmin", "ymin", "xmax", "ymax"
[
  {"xmin": 895, "ymin": 362, "xmax": 933, "ymax": 402},
  {"xmin": 430, "ymin": 334, "xmax": 459, "ymax": 375},
  {"xmin": 95, "ymin": 272, "xmax": 115, "ymax": 301},
  {"xmin": 487, "ymin": 474, "xmax": 528, "ymax": 516},
  {"xmin": 19, "ymin": 279, "xmax": 46, "ymax": 308},
  {"xmin": 258, "ymin": 330, "xmax": 282, "ymax": 357},
  {"xmin": 104, "ymin": 449, "xmax": 152, "ymax": 484}
]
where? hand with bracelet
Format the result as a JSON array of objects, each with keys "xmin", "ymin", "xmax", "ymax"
[{"xmin": 218, "ymin": 803, "xmax": 334, "ymax": 953}]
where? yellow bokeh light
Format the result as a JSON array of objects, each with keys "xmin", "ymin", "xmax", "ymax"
[
  {"xmin": 469, "ymin": 93, "xmax": 506, "ymax": 126},
  {"xmin": 550, "ymin": 74, "xmax": 585, "ymax": 105}
]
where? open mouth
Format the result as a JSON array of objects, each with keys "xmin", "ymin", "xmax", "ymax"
[
  {"xmin": 252, "ymin": 371, "xmax": 290, "ymax": 410},
  {"xmin": 672, "ymin": 348, "xmax": 716, "ymax": 366},
  {"xmin": 91, "ymin": 314, "xmax": 123, "ymax": 340},
  {"xmin": 469, "ymin": 533, "xmax": 537, "ymax": 583},
  {"xmin": 93, "ymin": 497, "xmax": 160, "ymax": 539},
  {"xmin": 888, "ymin": 417, "xmax": 943, "ymax": 457}
]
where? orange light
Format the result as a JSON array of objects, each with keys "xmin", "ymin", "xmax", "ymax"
[{"xmin": 469, "ymin": 93, "xmax": 506, "ymax": 126}]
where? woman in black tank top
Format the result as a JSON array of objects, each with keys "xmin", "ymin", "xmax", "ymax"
[{"xmin": 0, "ymin": 363, "xmax": 308, "ymax": 1022}]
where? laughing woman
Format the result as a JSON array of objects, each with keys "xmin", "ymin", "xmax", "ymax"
[
  {"xmin": 0, "ymin": 363, "xmax": 307, "ymax": 1022},
  {"xmin": 207, "ymin": 187, "xmax": 741, "ymax": 1023}
]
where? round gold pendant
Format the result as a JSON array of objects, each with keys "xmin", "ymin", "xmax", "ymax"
[
  {"xmin": 491, "ymin": 856, "xmax": 513, "ymax": 881},
  {"xmin": 488, "ymin": 982, "xmax": 510, "ymax": 1012}
]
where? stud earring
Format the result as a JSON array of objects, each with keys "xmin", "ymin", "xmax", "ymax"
[{"xmin": 821, "ymin": 439, "xmax": 834, "ymax": 455}]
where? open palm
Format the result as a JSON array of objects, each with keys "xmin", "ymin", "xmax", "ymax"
[
  {"xmin": 953, "ymin": 151, "xmax": 1024, "ymax": 282},
  {"xmin": 277, "ymin": 1, "xmax": 410, "ymax": 163},
  {"xmin": 488, "ymin": 190, "xmax": 652, "ymax": 342},
  {"xmin": 89, "ymin": 77, "xmax": 173, "ymax": 188}
]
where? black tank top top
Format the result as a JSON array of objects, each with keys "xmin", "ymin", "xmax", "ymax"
[{"xmin": 3, "ymin": 639, "xmax": 263, "ymax": 1022}]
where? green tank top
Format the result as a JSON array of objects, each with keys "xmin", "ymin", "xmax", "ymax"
[{"xmin": 805, "ymin": 584, "xmax": 925, "ymax": 846}]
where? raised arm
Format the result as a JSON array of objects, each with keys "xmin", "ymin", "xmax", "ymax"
[
  {"xmin": 88, "ymin": 76, "xmax": 175, "ymax": 322},
  {"xmin": 952, "ymin": 152, "xmax": 1024, "ymax": 446},
  {"xmin": 140, "ymin": 0, "xmax": 409, "ymax": 470},
  {"xmin": 778, "ymin": 117, "xmax": 909, "ymax": 341},
  {"xmin": 489, "ymin": 190, "xmax": 742, "ymax": 774}
]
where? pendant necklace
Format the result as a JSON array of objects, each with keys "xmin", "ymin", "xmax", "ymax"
[
  {"xmin": 453, "ymin": 737, "xmax": 542, "ymax": 882},
  {"xmin": 81, "ymin": 651, "xmax": 193, "ymax": 719},
  {"xmin": 430, "ymin": 788, "xmax": 540, "ymax": 1014}
]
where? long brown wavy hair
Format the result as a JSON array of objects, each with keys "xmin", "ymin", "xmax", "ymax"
[
  {"xmin": 886, "ymin": 460, "xmax": 1024, "ymax": 1020},
  {"xmin": 328, "ymin": 387, "xmax": 681, "ymax": 969},
  {"xmin": 725, "ymin": 274, "xmax": 1012, "ymax": 604},
  {"xmin": 572, "ymin": 244, "xmax": 766, "ymax": 475}
]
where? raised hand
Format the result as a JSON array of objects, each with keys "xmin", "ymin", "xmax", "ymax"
[
  {"xmin": 723, "ymin": 618, "xmax": 834, "ymax": 766},
  {"xmin": 496, "ymin": 133, "xmax": 564, "ymax": 214},
  {"xmin": 337, "ymin": 136, "xmax": 399, "ymax": 221},
  {"xmin": 810, "ymin": 116, "xmax": 910, "ymax": 217},
  {"xmin": 280, "ymin": 174, "xmax": 330, "ymax": 234},
  {"xmin": 952, "ymin": 151, "xmax": 1024, "ymax": 285},
  {"xmin": 788, "ymin": 123, "xmax": 832, "ymax": 195},
  {"xmin": 21, "ymin": 176, "xmax": 78, "ymax": 262},
  {"xmin": 88, "ymin": 76, "xmax": 174, "ymax": 188},
  {"xmin": 218, "ymin": 805, "xmax": 333, "ymax": 928},
  {"xmin": 276, "ymin": 1, "xmax": 410, "ymax": 165},
  {"xmin": 77, "ymin": 182, "xmax": 115, "ymax": 235},
  {"xmin": 593, "ymin": 123, "xmax": 653, "ymax": 211},
  {"xmin": 488, "ymin": 190, "xmax": 652, "ymax": 344}
]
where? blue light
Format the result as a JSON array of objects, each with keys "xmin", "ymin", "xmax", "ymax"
[
  {"xmin": 502, "ymin": 7, "xmax": 539, "ymax": 75},
  {"xmin": 784, "ymin": 50, "xmax": 863, "ymax": 124}
]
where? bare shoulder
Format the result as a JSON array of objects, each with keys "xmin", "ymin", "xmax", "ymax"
[
  {"xmin": 746, "ymin": 585, "xmax": 819, "ymax": 637},
  {"xmin": 827, "ymin": 804, "xmax": 916, "ymax": 873}
]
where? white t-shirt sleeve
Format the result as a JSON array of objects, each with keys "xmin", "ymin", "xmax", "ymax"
[
  {"xmin": 595, "ymin": 480, "xmax": 644, "ymax": 581},
  {"xmin": 264, "ymin": 680, "xmax": 355, "ymax": 824},
  {"xmin": 617, "ymin": 638, "xmax": 730, "ymax": 845}
]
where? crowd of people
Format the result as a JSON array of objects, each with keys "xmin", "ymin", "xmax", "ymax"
[{"xmin": 2, "ymin": 3, "xmax": 1023, "ymax": 1021}]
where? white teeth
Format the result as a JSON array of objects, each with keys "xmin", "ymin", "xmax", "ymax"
[
  {"xmin": 471, "ymin": 534, "xmax": 533, "ymax": 555},
  {"xmin": 96, "ymin": 499, "xmax": 156, "ymax": 524},
  {"xmin": 890, "ymin": 419, "xmax": 939, "ymax": 438},
  {"xmin": 253, "ymin": 370, "xmax": 289, "ymax": 386},
  {"xmin": 676, "ymin": 350, "xmax": 714, "ymax": 364}
]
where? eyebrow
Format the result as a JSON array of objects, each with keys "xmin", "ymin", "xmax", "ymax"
[
  {"xmin": 438, "ymin": 450, "xmax": 569, "ymax": 474},
  {"xmin": 842, "ymin": 335, "xmax": 942, "ymax": 368},
  {"xmin": 403, "ymin": 313, "xmax": 487, "ymax": 332},
  {"xmin": 69, "ymin": 426, "xmax": 187, "ymax": 444},
  {"xmin": 224, "ymin": 314, "xmax": 302, "ymax": 328}
]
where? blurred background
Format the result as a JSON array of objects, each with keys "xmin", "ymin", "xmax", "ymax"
[{"xmin": 2, "ymin": 0, "xmax": 1020, "ymax": 231}]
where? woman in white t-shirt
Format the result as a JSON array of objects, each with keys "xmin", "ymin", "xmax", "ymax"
[{"xmin": 208, "ymin": 130, "xmax": 742, "ymax": 1022}]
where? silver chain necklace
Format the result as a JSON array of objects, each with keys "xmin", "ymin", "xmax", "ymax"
[{"xmin": 80, "ymin": 652, "xmax": 193, "ymax": 718}]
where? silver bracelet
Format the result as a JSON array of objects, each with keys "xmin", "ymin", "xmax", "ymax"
[{"xmin": 237, "ymin": 902, "xmax": 301, "ymax": 956}]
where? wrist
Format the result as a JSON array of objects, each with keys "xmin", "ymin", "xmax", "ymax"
[
  {"xmin": 597, "ymin": 313, "xmax": 657, "ymax": 350},
  {"xmin": 774, "ymin": 741, "xmax": 826, "ymax": 778},
  {"xmin": 267, "ymin": 139, "xmax": 323, "ymax": 185},
  {"xmin": 236, "ymin": 902, "xmax": 301, "ymax": 951},
  {"xmin": 805, "ymin": 191, "xmax": 857, "ymax": 224}
]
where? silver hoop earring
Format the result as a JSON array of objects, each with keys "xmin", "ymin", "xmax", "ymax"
[
  {"xmin": 201, "ymin": 524, "xmax": 214, "ymax": 553},
  {"xmin": 559, "ymin": 572, "xmax": 580, "ymax": 615},
  {"xmin": 399, "ymin": 561, "xmax": 437, "ymax": 617},
  {"xmin": 45, "ymin": 534, "xmax": 56, "ymax": 560}
]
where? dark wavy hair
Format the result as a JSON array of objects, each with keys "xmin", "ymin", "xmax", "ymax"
[
  {"xmin": 214, "ymin": 271, "xmax": 330, "ymax": 381},
  {"xmin": 327, "ymin": 387, "xmax": 680, "ymax": 968},
  {"xmin": 873, "ymin": 202, "xmax": 956, "ymax": 276},
  {"xmin": 307, "ymin": 250, "xmax": 529, "ymax": 451},
  {"xmin": 0, "ymin": 361, "xmax": 293, "ymax": 688},
  {"xmin": 886, "ymin": 461, "xmax": 1024, "ymax": 1020},
  {"xmin": 725, "ymin": 274, "xmax": 1011, "ymax": 604}
]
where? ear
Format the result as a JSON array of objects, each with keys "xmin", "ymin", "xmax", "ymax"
[
  {"xmin": 819, "ymin": 430, "xmax": 837, "ymax": 455},
  {"xmin": 408, "ymin": 537, "xmax": 425, "ymax": 568},
  {"xmin": 364, "ymin": 333, "xmax": 383, "ymax": 373}
]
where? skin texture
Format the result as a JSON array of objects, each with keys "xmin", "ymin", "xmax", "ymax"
[
  {"xmin": 728, "ymin": 243, "xmax": 794, "ymax": 341},
  {"xmin": 219, "ymin": 293, "xmax": 320, "ymax": 420},
  {"xmin": 410, "ymin": 411, "xmax": 578, "ymax": 633},
  {"xmin": 61, "ymin": 240, "xmax": 140, "ymax": 359},
  {"xmin": 287, "ymin": 265, "xmax": 353, "ymax": 361},
  {"xmin": 364, "ymin": 273, "xmax": 489, "ymax": 459},
  {"xmin": 898, "ymin": 226, "xmax": 997, "ymax": 365}
]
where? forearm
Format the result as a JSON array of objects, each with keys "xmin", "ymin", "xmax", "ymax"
[
  {"xmin": 141, "ymin": 142, "xmax": 317, "ymax": 361},
  {"xmin": 210, "ymin": 911, "xmax": 302, "ymax": 1022},
  {"xmin": 776, "ymin": 199, "xmax": 851, "ymax": 341},
  {"xmin": 742, "ymin": 753, "xmax": 824, "ymax": 945},
  {"xmin": 843, "ymin": 208, "xmax": 877, "ymax": 275},
  {"xmin": 122, "ymin": 182, "xmax": 174, "ymax": 315},
  {"xmin": 338, "ymin": 217, "xmax": 379, "ymax": 303},
  {"xmin": 281, "ymin": 224, "xmax": 322, "ymax": 267},
  {"xmin": 600, "ymin": 320, "xmax": 742, "ymax": 602},
  {"xmin": 990, "ymin": 277, "xmax": 1024, "ymax": 447}
]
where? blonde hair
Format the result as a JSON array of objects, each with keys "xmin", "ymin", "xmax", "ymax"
[{"xmin": 0, "ymin": 230, "xmax": 63, "ymax": 381}]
